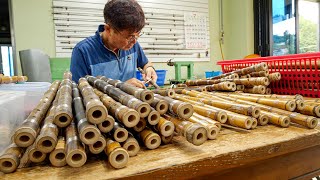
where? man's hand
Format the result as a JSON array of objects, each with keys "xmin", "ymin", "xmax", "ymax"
[
  {"xmin": 125, "ymin": 78, "xmax": 146, "ymax": 89},
  {"xmin": 143, "ymin": 66, "xmax": 158, "ymax": 86}
]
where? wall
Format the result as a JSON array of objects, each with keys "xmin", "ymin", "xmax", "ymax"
[
  {"xmin": 10, "ymin": 0, "xmax": 254, "ymax": 80},
  {"xmin": 11, "ymin": 0, "xmax": 55, "ymax": 75}
]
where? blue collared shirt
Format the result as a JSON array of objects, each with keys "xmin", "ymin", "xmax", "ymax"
[{"xmin": 70, "ymin": 25, "xmax": 148, "ymax": 83}]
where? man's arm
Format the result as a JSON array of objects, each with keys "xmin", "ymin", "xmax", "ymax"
[{"xmin": 70, "ymin": 47, "xmax": 90, "ymax": 83}]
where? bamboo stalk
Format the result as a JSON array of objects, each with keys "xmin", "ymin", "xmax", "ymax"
[
  {"xmin": 261, "ymin": 110, "xmax": 291, "ymax": 127},
  {"xmin": 110, "ymin": 122, "xmax": 129, "ymax": 143},
  {"xmin": 28, "ymin": 142, "xmax": 46, "ymax": 163},
  {"xmin": 150, "ymin": 97, "xmax": 169, "ymax": 115},
  {"xmin": 257, "ymin": 114, "xmax": 269, "ymax": 126},
  {"xmin": 97, "ymin": 115, "xmax": 115, "ymax": 133},
  {"xmin": 188, "ymin": 115, "xmax": 219, "ymax": 140},
  {"xmin": 206, "ymin": 82, "xmax": 236, "ymax": 91},
  {"xmin": 162, "ymin": 114, "xmax": 207, "ymax": 146},
  {"xmin": 49, "ymin": 136, "xmax": 67, "ymax": 167},
  {"xmin": 139, "ymin": 127, "xmax": 161, "ymax": 149},
  {"xmin": 13, "ymin": 81, "xmax": 60, "ymax": 147},
  {"xmin": 133, "ymin": 118, "xmax": 147, "ymax": 132},
  {"xmin": 72, "ymin": 82, "xmax": 101, "ymax": 145},
  {"xmin": 100, "ymin": 76, "xmax": 154, "ymax": 104},
  {"xmin": 66, "ymin": 121, "xmax": 87, "ymax": 168},
  {"xmin": 297, "ymin": 104, "xmax": 320, "ymax": 117},
  {"xmin": 0, "ymin": 143, "xmax": 24, "ymax": 173},
  {"xmin": 88, "ymin": 135, "xmax": 107, "ymax": 154},
  {"xmin": 104, "ymin": 138, "xmax": 129, "ymax": 169},
  {"xmin": 243, "ymin": 85, "xmax": 266, "ymax": 94},
  {"xmin": 94, "ymin": 89, "xmax": 140, "ymax": 128},
  {"xmin": 88, "ymin": 76, "xmax": 151, "ymax": 118},
  {"xmin": 152, "ymin": 117, "xmax": 175, "ymax": 137},
  {"xmin": 147, "ymin": 107, "xmax": 160, "ymax": 125},
  {"xmin": 121, "ymin": 133, "xmax": 140, "ymax": 157},
  {"xmin": 154, "ymin": 94, "xmax": 194, "ymax": 119}
]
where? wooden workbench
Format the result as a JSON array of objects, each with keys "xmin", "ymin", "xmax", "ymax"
[{"xmin": 2, "ymin": 125, "xmax": 320, "ymax": 179}]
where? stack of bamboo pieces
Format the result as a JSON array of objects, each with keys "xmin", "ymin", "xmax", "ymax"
[
  {"xmin": 0, "ymin": 72, "xmax": 220, "ymax": 174},
  {"xmin": 183, "ymin": 62, "xmax": 281, "ymax": 94},
  {"xmin": 0, "ymin": 74, "xmax": 28, "ymax": 84}
]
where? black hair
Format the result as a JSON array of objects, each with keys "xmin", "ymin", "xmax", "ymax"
[{"xmin": 104, "ymin": 0, "xmax": 145, "ymax": 33}]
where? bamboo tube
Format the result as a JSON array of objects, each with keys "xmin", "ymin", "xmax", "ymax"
[
  {"xmin": 1, "ymin": 76, "xmax": 12, "ymax": 84},
  {"xmin": 295, "ymin": 99, "xmax": 305, "ymax": 111},
  {"xmin": 121, "ymin": 133, "xmax": 140, "ymax": 157},
  {"xmin": 11, "ymin": 76, "xmax": 18, "ymax": 83},
  {"xmin": 188, "ymin": 115, "xmax": 219, "ymax": 140},
  {"xmin": 206, "ymin": 82, "xmax": 236, "ymax": 91},
  {"xmin": 88, "ymin": 76, "xmax": 151, "ymax": 118},
  {"xmin": 13, "ymin": 81, "xmax": 60, "ymax": 147},
  {"xmin": 78, "ymin": 78, "xmax": 108, "ymax": 124},
  {"xmin": 94, "ymin": 89, "xmax": 140, "ymax": 128},
  {"xmin": 54, "ymin": 78, "xmax": 73, "ymax": 128},
  {"xmin": 133, "ymin": 118, "xmax": 147, "ymax": 132},
  {"xmin": 243, "ymin": 85, "xmax": 266, "ymax": 94},
  {"xmin": 28, "ymin": 142, "xmax": 46, "ymax": 163},
  {"xmin": 17, "ymin": 144, "xmax": 31, "ymax": 169},
  {"xmin": 177, "ymin": 84, "xmax": 187, "ymax": 87},
  {"xmin": 66, "ymin": 121, "xmax": 87, "ymax": 168},
  {"xmin": 100, "ymin": 76, "xmax": 154, "ymax": 104},
  {"xmin": 154, "ymin": 94, "xmax": 194, "ymax": 119},
  {"xmin": 186, "ymin": 79, "xmax": 221, "ymax": 86},
  {"xmin": 139, "ymin": 128, "xmax": 161, "ymax": 149},
  {"xmin": 163, "ymin": 114, "xmax": 207, "ymax": 146},
  {"xmin": 147, "ymin": 107, "xmax": 160, "ymax": 125},
  {"xmin": 110, "ymin": 122, "xmax": 129, "ymax": 143},
  {"xmin": 88, "ymin": 135, "xmax": 107, "ymax": 154},
  {"xmin": 257, "ymin": 114, "xmax": 269, "ymax": 126},
  {"xmin": 193, "ymin": 113, "xmax": 221, "ymax": 130},
  {"xmin": 150, "ymin": 97, "xmax": 169, "ymax": 115},
  {"xmin": 240, "ymin": 74, "xmax": 251, "ymax": 79},
  {"xmin": 161, "ymin": 134, "xmax": 174, "ymax": 145},
  {"xmin": 176, "ymin": 94, "xmax": 260, "ymax": 118},
  {"xmin": 97, "ymin": 115, "xmax": 115, "ymax": 133},
  {"xmin": 213, "ymin": 93, "xmax": 317, "ymax": 129},
  {"xmin": 260, "ymin": 110, "xmax": 290, "ymax": 127},
  {"xmin": 266, "ymin": 88, "xmax": 271, "ymax": 94},
  {"xmin": 297, "ymin": 104, "xmax": 320, "ymax": 117},
  {"xmin": 152, "ymin": 89, "xmax": 176, "ymax": 97},
  {"xmin": 251, "ymin": 118, "xmax": 258, "ymax": 129},
  {"xmin": 104, "ymin": 138, "xmax": 129, "ymax": 169},
  {"xmin": 268, "ymin": 72, "xmax": 281, "ymax": 82},
  {"xmin": 226, "ymin": 93, "xmax": 297, "ymax": 112},
  {"xmin": 35, "ymin": 92, "xmax": 59, "ymax": 153},
  {"xmin": 152, "ymin": 117, "xmax": 175, "ymax": 137},
  {"xmin": 72, "ymin": 82, "xmax": 101, "ymax": 145},
  {"xmin": 16, "ymin": 76, "xmax": 28, "ymax": 83},
  {"xmin": 232, "ymin": 77, "xmax": 270, "ymax": 86},
  {"xmin": 237, "ymin": 85, "xmax": 245, "ymax": 91},
  {"xmin": 250, "ymin": 71, "xmax": 269, "ymax": 77},
  {"xmin": 49, "ymin": 136, "xmax": 67, "ymax": 167},
  {"xmin": 0, "ymin": 143, "xmax": 23, "ymax": 173}
]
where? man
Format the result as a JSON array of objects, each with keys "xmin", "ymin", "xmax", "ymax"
[{"xmin": 70, "ymin": 0, "xmax": 157, "ymax": 88}]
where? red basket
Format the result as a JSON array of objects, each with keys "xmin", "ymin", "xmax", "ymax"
[{"xmin": 217, "ymin": 52, "xmax": 320, "ymax": 98}]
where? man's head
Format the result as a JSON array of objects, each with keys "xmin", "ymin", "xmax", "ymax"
[{"xmin": 103, "ymin": 0, "xmax": 145, "ymax": 50}]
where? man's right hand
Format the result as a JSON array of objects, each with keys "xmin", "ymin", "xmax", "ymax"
[{"xmin": 125, "ymin": 78, "xmax": 146, "ymax": 89}]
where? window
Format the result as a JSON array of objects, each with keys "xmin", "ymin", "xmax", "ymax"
[{"xmin": 1, "ymin": 45, "xmax": 13, "ymax": 76}]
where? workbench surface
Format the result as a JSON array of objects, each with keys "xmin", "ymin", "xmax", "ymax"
[{"xmin": 2, "ymin": 125, "xmax": 320, "ymax": 179}]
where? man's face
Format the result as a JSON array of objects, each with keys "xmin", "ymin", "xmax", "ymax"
[{"xmin": 108, "ymin": 24, "xmax": 143, "ymax": 50}]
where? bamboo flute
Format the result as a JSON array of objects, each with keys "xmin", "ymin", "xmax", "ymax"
[
  {"xmin": 78, "ymin": 78, "xmax": 108, "ymax": 124},
  {"xmin": 162, "ymin": 114, "xmax": 207, "ymax": 146},
  {"xmin": 206, "ymin": 82, "xmax": 236, "ymax": 91},
  {"xmin": 28, "ymin": 142, "xmax": 46, "ymax": 163},
  {"xmin": 88, "ymin": 76, "xmax": 150, "ymax": 118},
  {"xmin": 133, "ymin": 118, "xmax": 147, "ymax": 132},
  {"xmin": 296, "ymin": 104, "xmax": 320, "ymax": 117},
  {"xmin": 260, "ymin": 110, "xmax": 290, "ymax": 127},
  {"xmin": 151, "ymin": 117, "xmax": 175, "ymax": 137},
  {"xmin": 100, "ymin": 76, "xmax": 154, "ymax": 104},
  {"xmin": 243, "ymin": 85, "xmax": 266, "ymax": 94},
  {"xmin": 104, "ymin": 138, "xmax": 129, "ymax": 169},
  {"xmin": 161, "ymin": 134, "xmax": 174, "ymax": 145},
  {"xmin": 49, "ymin": 136, "xmax": 67, "ymax": 167},
  {"xmin": 94, "ymin": 89, "xmax": 140, "ymax": 128},
  {"xmin": 65, "ymin": 121, "xmax": 87, "ymax": 168},
  {"xmin": 72, "ymin": 82, "xmax": 101, "ymax": 145},
  {"xmin": 88, "ymin": 135, "xmax": 107, "ymax": 154},
  {"xmin": 121, "ymin": 133, "xmax": 140, "ymax": 157},
  {"xmin": 187, "ymin": 115, "xmax": 219, "ymax": 140},
  {"xmin": 13, "ymin": 80, "xmax": 60, "ymax": 147},
  {"xmin": 193, "ymin": 113, "xmax": 222, "ymax": 130},
  {"xmin": 97, "ymin": 115, "xmax": 115, "ymax": 133},
  {"xmin": 110, "ymin": 122, "xmax": 129, "ymax": 143},
  {"xmin": 147, "ymin": 107, "xmax": 160, "ymax": 125},
  {"xmin": 154, "ymin": 94, "xmax": 194, "ymax": 119},
  {"xmin": 139, "ymin": 127, "xmax": 161, "ymax": 149},
  {"xmin": 0, "ymin": 143, "xmax": 24, "ymax": 173},
  {"xmin": 152, "ymin": 89, "xmax": 176, "ymax": 97}
]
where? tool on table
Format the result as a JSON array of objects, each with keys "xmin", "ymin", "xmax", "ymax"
[{"xmin": 138, "ymin": 67, "xmax": 160, "ymax": 89}]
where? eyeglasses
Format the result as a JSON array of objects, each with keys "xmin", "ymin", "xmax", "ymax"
[{"xmin": 109, "ymin": 24, "xmax": 144, "ymax": 44}]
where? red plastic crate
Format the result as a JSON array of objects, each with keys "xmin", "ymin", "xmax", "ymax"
[{"xmin": 217, "ymin": 53, "xmax": 320, "ymax": 98}]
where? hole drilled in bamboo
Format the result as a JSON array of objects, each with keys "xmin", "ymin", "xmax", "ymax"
[
  {"xmin": 165, "ymin": 125, "xmax": 171, "ymax": 132},
  {"xmin": 140, "ymin": 107, "xmax": 147, "ymax": 114},
  {"xmin": 150, "ymin": 114, "xmax": 158, "ymax": 122},
  {"xmin": 92, "ymin": 110, "xmax": 102, "ymax": 119},
  {"xmin": 93, "ymin": 141, "xmax": 103, "ymax": 149},
  {"xmin": 102, "ymin": 121, "xmax": 111, "ymax": 127},
  {"xmin": 115, "ymin": 154, "xmax": 125, "ymax": 163},
  {"xmin": 33, "ymin": 151, "xmax": 43, "ymax": 159},
  {"xmin": 128, "ymin": 115, "xmax": 136, "ymax": 123},
  {"xmin": 159, "ymin": 104, "xmax": 165, "ymax": 110},
  {"xmin": 59, "ymin": 116, "xmax": 68, "ymax": 123},
  {"xmin": 2, "ymin": 161, "xmax": 12, "ymax": 168},
  {"xmin": 184, "ymin": 108, "xmax": 190, "ymax": 115},
  {"xmin": 19, "ymin": 135, "xmax": 30, "ymax": 142},
  {"xmin": 55, "ymin": 153, "xmax": 65, "ymax": 160},
  {"xmin": 197, "ymin": 133, "xmax": 203, "ymax": 140},
  {"xmin": 151, "ymin": 139, "xmax": 157, "ymax": 145},
  {"xmin": 145, "ymin": 94, "xmax": 152, "ymax": 101},
  {"xmin": 42, "ymin": 140, "xmax": 53, "ymax": 147},
  {"xmin": 117, "ymin": 131, "xmax": 125, "ymax": 139},
  {"xmin": 71, "ymin": 154, "xmax": 82, "ymax": 162},
  {"xmin": 127, "ymin": 145, "xmax": 135, "ymax": 152},
  {"xmin": 85, "ymin": 132, "xmax": 95, "ymax": 140}
]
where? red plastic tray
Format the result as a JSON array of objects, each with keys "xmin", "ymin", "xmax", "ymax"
[{"xmin": 217, "ymin": 53, "xmax": 320, "ymax": 98}]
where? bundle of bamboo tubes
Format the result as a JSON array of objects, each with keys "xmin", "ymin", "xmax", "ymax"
[
  {"xmin": 0, "ymin": 75, "xmax": 28, "ymax": 84},
  {"xmin": 1, "ymin": 71, "xmax": 319, "ymax": 175}
]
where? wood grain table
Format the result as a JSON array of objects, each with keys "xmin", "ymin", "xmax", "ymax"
[{"xmin": 2, "ymin": 125, "xmax": 320, "ymax": 180}]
